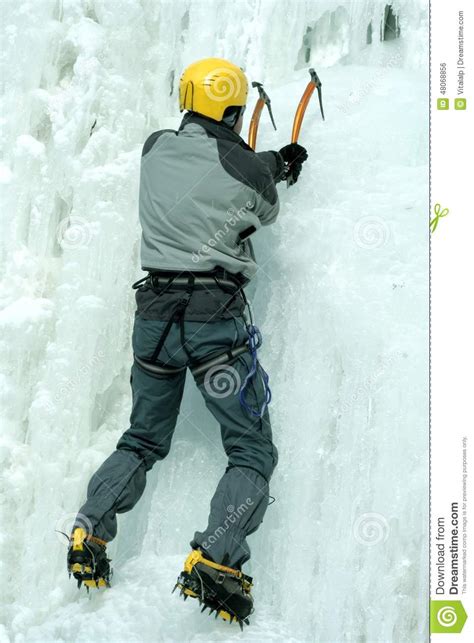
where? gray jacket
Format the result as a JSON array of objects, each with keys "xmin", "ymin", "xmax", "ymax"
[{"xmin": 139, "ymin": 112, "xmax": 283, "ymax": 280}]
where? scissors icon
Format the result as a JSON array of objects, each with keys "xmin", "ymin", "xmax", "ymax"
[{"xmin": 430, "ymin": 203, "xmax": 449, "ymax": 233}]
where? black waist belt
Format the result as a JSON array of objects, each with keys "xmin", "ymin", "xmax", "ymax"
[
  {"xmin": 134, "ymin": 268, "xmax": 247, "ymax": 293},
  {"xmin": 150, "ymin": 274, "xmax": 241, "ymax": 292}
]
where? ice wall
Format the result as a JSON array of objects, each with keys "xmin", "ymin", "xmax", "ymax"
[{"xmin": 1, "ymin": 1, "xmax": 429, "ymax": 641}]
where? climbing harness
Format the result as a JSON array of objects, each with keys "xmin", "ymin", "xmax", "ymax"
[{"xmin": 131, "ymin": 269, "xmax": 271, "ymax": 417}]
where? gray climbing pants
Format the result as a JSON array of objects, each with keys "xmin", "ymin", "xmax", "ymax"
[{"xmin": 75, "ymin": 313, "xmax": 278, "ymax": 569}]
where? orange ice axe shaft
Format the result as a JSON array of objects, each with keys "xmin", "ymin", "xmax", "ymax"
[
  {"xmin": 291, "ymin": 68, "xmax": 325, "ymax": 144},
  {"xmin": 248, "ymin": 82, "xmax": 277, "ymax": 150}
]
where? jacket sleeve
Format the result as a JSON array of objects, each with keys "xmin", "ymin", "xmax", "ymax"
[
  {"xmin": 253, "ymin": 157, "xmax": 280, "ymax": 226},
  {"xmin": 256, "ymin": 150, "xmax": 285, "ymax": 183}
]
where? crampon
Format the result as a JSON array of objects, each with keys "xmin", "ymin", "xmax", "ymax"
[
  {"xmin": 67, "ymin": 527, "xmax": 112, "ymax": 591},
  {"xmin": 174, "ymin": 550, "xmax": 254, "ymax": 630}
]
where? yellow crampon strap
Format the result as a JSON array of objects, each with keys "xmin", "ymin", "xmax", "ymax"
[
  {"xmin": 72, "ymin": 527, "xmax": 87, "ymax": 550},
  {"xmin": 183, "ymin": 550, "xmax": 253, "ymax": 592},
  {"xmin": 71, "ymin": 527, "xmax": 107, "ymax": 549},
  {"xmin": 184, "ymin": 550, "xmax": 240, "ymax": 578}
]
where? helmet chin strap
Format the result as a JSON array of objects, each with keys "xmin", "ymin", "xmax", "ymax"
[{"xmin": 221, "ymin": 105, "xmax": 246, "ymax": 129}]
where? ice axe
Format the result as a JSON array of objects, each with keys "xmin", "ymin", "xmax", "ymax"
[
  {"xmin": 247, "ymin": 81, "xmax": 277, "ymax": 150},
  {"xmin": 287, "ymin": 68, "xmax": 325, "ymax": 186}
]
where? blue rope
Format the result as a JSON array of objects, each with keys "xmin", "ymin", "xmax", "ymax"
[{"xmin": 239, "ymin": 324, "xmax": 272, "ymax": 417}]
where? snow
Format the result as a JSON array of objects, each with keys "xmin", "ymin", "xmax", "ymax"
[{"xmin": 0, "ymin": 1, "xmax": 428, "ymax": 641}]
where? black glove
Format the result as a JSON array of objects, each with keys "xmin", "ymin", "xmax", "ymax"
[{"xmin": 278, "ymin": 143, "xmax": 308, "ymax": 184}]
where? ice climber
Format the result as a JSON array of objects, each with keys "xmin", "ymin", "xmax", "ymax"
[{"xmin": 67, "ymin": 57, "xmax": 308, "ymax": 627}]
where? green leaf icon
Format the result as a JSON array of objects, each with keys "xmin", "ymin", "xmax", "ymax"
[{"xmin": 430, "ymin": 600, "xmax": 468, "ymax": 633}]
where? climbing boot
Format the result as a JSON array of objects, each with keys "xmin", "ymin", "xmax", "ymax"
[
  {"xmin": 67, "ymin": 527, "xmax": 111, "ymax": 590},
  {"xmin": 174, "ymin": 549, "xmax": 253, "ymax": 629}
]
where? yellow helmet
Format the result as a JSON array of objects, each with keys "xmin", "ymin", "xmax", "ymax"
[{"xmin": 179, "ymin": 57, "xmax": 248, "ymax": 122}]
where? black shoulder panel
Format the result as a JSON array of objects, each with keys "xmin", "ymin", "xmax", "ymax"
[
  {"xmin": 216, "ymin": 139, "xmax": 278, "ymax": 206},
  {"xmin": 142, "ymin": 129, "xmax": 177, "ymax": 157}
]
